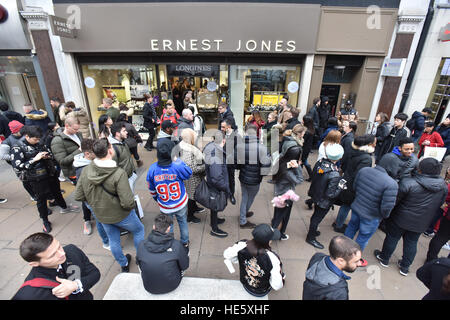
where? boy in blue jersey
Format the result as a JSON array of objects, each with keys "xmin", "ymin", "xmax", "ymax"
[{"xmin": 147, "ymin": 139, "xmax": 192, "ymax": 249}]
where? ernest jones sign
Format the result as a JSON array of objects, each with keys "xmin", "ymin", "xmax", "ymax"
[{"xmin": 54, "ymin": 3, "xmax": 320, "ymax": 54}]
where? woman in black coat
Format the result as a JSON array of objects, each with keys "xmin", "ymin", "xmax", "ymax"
[
  {"xmin": 301, "ymin": 115, "xmax": 315, "ymax": 181},
  {"xmin": 271, "ymin": 124, "xmax": 305, "ymax": 240},
  {"xmin": 374, "ymin": 112, "xmax": 391, "ymax": 162}
]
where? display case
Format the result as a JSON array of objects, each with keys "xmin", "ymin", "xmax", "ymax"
[{"xmin": 245, "ymin": 91, "xmax": 287, "ymax": 122}]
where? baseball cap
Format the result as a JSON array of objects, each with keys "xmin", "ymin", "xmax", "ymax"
[
  {"xmin": 252, "ymin": 224, "xmax": 281, "ymax": 243},
  {"xmin": 162, "ymin": 120, "xmax": 178, "ymax": 130}
]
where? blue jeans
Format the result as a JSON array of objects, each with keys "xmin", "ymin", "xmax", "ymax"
[
  {"xmin": 164, "ymin": 205, "xmax": 189, "ymax": 245},
  {"xmin": 335, "ymin": 205, "xmax": 351, "ymax": 228},
  {"xmin": 85, "ymin": 203, "xmax": 109, "ymax": 246},
  {"xmin": 380, "ymin": 219, "xmax": 421, "ymax": 270},
  {"xmin": 101, "ymin": 210, "xmax": 145, "ymax": 267},
  {"xmin": 344, "ymin": 210, "xmax": 380, "ymax": 252}
]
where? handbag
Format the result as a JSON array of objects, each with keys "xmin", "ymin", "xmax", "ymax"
[
  {"xmin": 285, "ymin": 166, "xmax": 304, "ymax": 185},
  {"xmin": 194, "ymin": 179, "xmax": 228, "ymax": 212}
]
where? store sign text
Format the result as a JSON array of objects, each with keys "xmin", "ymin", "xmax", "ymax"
[{"xmin": 150, "ymin": 39, "xmax": 296, "ymax": 53}]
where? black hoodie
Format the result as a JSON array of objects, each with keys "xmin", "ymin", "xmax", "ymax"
[
  {"xmin": 136, "ymin": 230, "xmax": 189, "ymax": 294},
  {"xmin": 391, "ymin": 173, "xmax": 447, "ymax": 233}
]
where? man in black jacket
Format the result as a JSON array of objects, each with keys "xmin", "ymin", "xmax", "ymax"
[
  {"xmin": 143, "ymin": 93, "xmax": 158, "ymax": 151},
  {"xmin": 374, "ymin": 158, "xmax": 447, "ymax": 276},
  {"xmin": 12, "ymin": 233, "xmax": 100, "ymax": 300},
  {"xmin": 376, "ymin": 112, "xmax": 409, "ymax": 163},
  {"xmin": 217, "ymin": 102, "xmax": 237, "ymax": 131},
  {"xmin": 221, "ymin": 118, "xmax": 241, "ymax": 205},
  {"xmin": 236, "ymin": 123, "xmax": 271, "ymax": 229},
  {"xmin": 307, "ymin": 97, "xmax": 320, "ymax": 133},
  {"xmin": 303, "ymin": 235, "xmax": 362, "ymax": 300},
  {"xmin": 137, "ymin": 214, "xmax": 189, "ymax": 294}
]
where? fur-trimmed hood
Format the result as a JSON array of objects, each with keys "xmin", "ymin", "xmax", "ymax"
[
  {"xmin": 25, "ymin": 110, "xmax": 48, "ymax": 120},
  {"xmin": 351, "ymin": 142, "xmax": 375, "ymax": 154}
]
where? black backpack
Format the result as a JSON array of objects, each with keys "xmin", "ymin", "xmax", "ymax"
[{"xmin": 406, "ymin": 117, "xmax": 416, "ymax": 131}]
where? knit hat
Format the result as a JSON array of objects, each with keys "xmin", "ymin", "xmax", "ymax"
[
  {"xmin": 8, "ymin": 120, "xmax": 24, "ymax": 134},
  {"xmin": 325, "ymin": 143, "xmax": 344, "ymax": 161},
  {"xmin": 419, "ymin": 157, "xmax": 442, "ymax": 176},
  {"xmin": 252, "ymin": 224, "xmax": 281, "ymax": 244},
  {"xmin": 157, "ymin": 139, "xmax": 175, "ymax": 166}
]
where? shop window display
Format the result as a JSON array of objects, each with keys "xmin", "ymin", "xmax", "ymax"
[
  {"xmin": 81, "ymin": 64, "xmax": 159, "ymax": 136},
  {"xmin": 229, "ymin": 65, "xmax": 301, "ymax": 127}
]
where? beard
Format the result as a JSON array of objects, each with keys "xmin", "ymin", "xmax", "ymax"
[{"xmin": 342, "ymin": 264, "xmax": 358, "ymax": 273}]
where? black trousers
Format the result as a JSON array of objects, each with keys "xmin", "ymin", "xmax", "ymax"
[
  {"xmin": 307, "ymin": 205, "xmax": 330, "ymax": 240},
  {"xmin": 227, "ymin": 165, "xmax": 235, "ymax": 196},
  {"xmin": 210, "ymin": 209, "xmax": 219, "ymax": 231},
  {"xmin": 271, "ymin": 200, "xmax": 293, "ymax": 235},
  {"xmin": 22, "ymin": 180, "xmax": 36, "ymax": 199},
  {"xmin": 144, "ymin": 127, "xmax": 156, "ymax": 149},
  {"xmin": 427, "ymin": 217, "xmax": 450, "ymax": 262},
  {"xmin": 32, "ymin": 176, "xmax": 67, "ymax": 221},
  {"xmin": 82, "ymin": 202, "xmax": 92, "ymax": 222},
  {"xmin": 187, "ymin": 199, "xmax": 200, "ymax": 219}
]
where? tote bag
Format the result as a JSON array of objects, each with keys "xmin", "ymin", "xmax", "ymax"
[{"xmin": 423, "ymin": 146, "xmax": 447, "ymax": 162}]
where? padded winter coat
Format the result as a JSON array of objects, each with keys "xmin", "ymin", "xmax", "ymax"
[
  {"xmin": 351, "ymin": 166, "xmax": 398, "ymax": 220},
  {"xmin": 236, "ymin": 135, "xmax": 271, "ymax": 185},
  {"xmin": 390, "ymin": 173, "xmax": 447, "ymax": 233},
  {"xmin": 50, "ymin": 131, "xmax": 82, "ymax": 178},
  {"xmin": 308, "ymin": 158, "xmax": 342, "ymax": 209}
]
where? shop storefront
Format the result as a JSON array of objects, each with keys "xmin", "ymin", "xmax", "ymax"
[
  {"xmin": 0, "ymin": 1, "xmax": 46, "ymax": 114},
  {"xmin": 54, "ymin": 2, "xmax": 320, "ymax": 134},
  {"xmin": 425, "ymin": 57, "xmax": 450, "ymax": 125}
]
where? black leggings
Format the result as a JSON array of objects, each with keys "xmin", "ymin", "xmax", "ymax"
[
  {"xmin": 144, "ymin": 128, "xmax": 155, "ymax": 149},
  {"xmin": 271, "ymin": 200, "xmax": 293, "ymax": 235},
  {"xmin": 426, "ymin": 217, "xmax": 450, "ymax": 262}
]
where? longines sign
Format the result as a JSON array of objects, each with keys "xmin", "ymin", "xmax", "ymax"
[{"xmin": 150, "ymin": 39, "xmax": 297, "ymax": 53}]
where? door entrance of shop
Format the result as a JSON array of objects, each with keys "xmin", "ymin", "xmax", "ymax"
[{"xmin": 320, "ymin": 84, "xmax": 340, "ymax": 117}]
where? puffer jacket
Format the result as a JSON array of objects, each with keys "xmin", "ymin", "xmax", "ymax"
[
  {"xmin": 303, "ymin": 253, "xmax": 349, "ymax": 300},
  {"xmin": 179, "ymin": 141, "xmax": 205, "ymax": 199},
  {"xmin": 378, "ymin": 147, "xmax": 418, "ymax": 182},
  {"xmin": 374, "ymin": 122, "xmax": 392, "ymax": 161},
  {"xmin": 308, "ymin": 158, "xmax": 342, "ymax": 209},
  {"xmin": 436, "ymin": 124, "xmax": 450, "ymax": 150},
  {"xmin": 136, "ymin": 230, "xmax": 189, "ymax": 294},
  {"xmin": 377, "ymin": 126, "xmax": 408, "ymax": 161},
  {"xmin": 50, "ymin": 131, "xmax": 82, "ymax": 178},
  {"xmin": 390, "ymin": 173, "xmax": 447, "ymax": 233},
  {"xmin": 407, "ymin": 111, "xmax": 426, "ymax": 140},
  {"xmin": 67, "ymin": 108, "xmax": 90, "ymax": 138},
  {"xmin": 109, "ymin": 136, "xmax": 136, "ymax": 178},
  {"xmin": 338, "ymin": 143, "xmax": 373, "ymax": 205},
  {"xmin": 351, "ymin": 166, "xmax": 398, "ymax": 220},
  {"xmin": 236, "ymin": 135, "xmax": 271, "ymax": 185},
  {"xmin": 24, "ymin": 110, "xmax": 51, "ymax": 132},
  {"xmin": 74, "ymin": 159, "xmax": 135, "ymax": 224}
]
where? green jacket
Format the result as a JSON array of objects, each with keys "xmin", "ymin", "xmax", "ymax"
[
  {"xmin": 51, "ymin": 131, "xmax": 82, "ymax": 177},
  {"xmin": 74, "ymin": 159, "xmax": 135, "ymax": 224},
  {"xmin": 105, "ymin": 107, "xmax": 120, "ymax": 122},
  {"xmin": 109, "ymin": 137, "xmax": 136, "ymax": 177}
]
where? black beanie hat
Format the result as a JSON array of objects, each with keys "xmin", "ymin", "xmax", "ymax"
[
  {"xmin": 419, "ymin": 157, "xmax": 442, "ymax": 176},
  {"xmin": 157, "ymin": 139, "xmax": 175, "ymax": 166}
]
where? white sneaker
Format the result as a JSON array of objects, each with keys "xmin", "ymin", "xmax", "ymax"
[
  {"xmin": 0, "ymin": 198, "xmax": 7, "ymax": 204},
  {"xmin": 58, "ymin": 177, "xmax": 66, "ymax": 182},
  {"xmin": 443, "ymin": 242, "xmax": 450, "ymax": 251},
  {"xmin": 103, "ymin": 243, "xmax": 111, "ymax": 251},
  {"xmin": 83, "ymin": 221, "xmax": 92, "ymax": 235}
]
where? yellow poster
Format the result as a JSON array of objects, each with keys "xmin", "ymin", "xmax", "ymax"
[{"xmin": 102, "ymin": 86, "xmax": 127, "ymax": 103}]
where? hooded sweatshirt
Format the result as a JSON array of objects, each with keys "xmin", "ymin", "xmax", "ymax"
[
  {"xmin": 303, "ymin": 253, "xmax": 349, "ymax": 300},
  {"xmin": 136, "ymin": 230, "xmax": 189, "ymax": 294},
  {"xmin": 74, "ymin": 158, "xmax": 135, "ymax": 224},
  {"xmin": 378, "ymin": 146, "xmax": 419, "ymax": 182},
  {"xmin": 391, "ymin": 173, "xmax": 447, "ymax": 233}
]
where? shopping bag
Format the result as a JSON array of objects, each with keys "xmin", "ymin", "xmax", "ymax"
[
  {"xmin": 423, "ymin": 146, "xmax": 447, "ymax": 162},
  {"xmin": 134, "ymin": 194, "xmax": 144, "ymax": 219}
]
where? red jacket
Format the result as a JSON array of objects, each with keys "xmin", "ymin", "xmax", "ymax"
[
  {"xmin": 418, "ymin": 131, "xmax": 444, "ymax": 157},
  {"xmin": 160, "ymin": 110, "xmax": 180, "ymax": 125}
]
